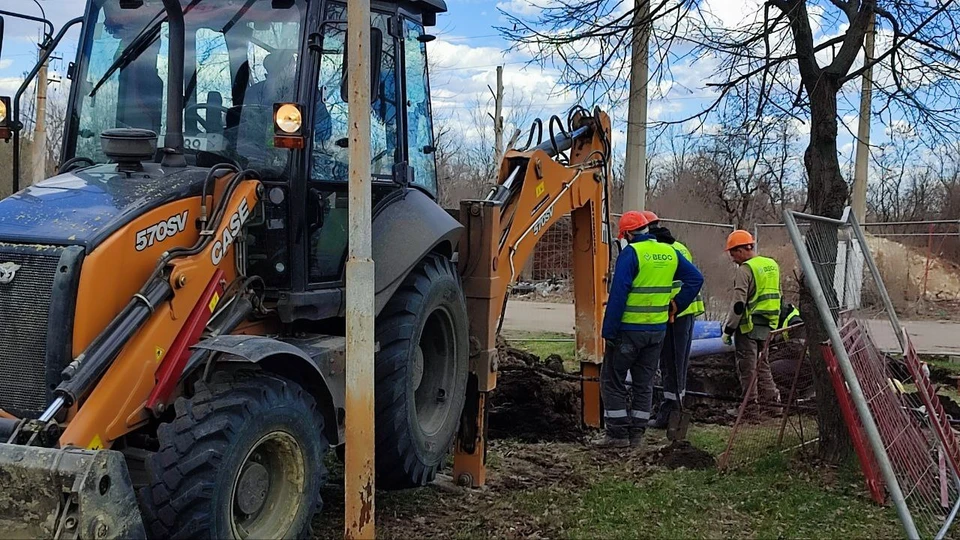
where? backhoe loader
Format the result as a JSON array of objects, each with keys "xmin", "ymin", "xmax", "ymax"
[{"xmin": 0, "ymin": 0, "xmax": 612, "ymax": 537}]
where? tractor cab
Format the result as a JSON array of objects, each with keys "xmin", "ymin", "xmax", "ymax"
[{"xmin": 3, "ymin": 0, "xmax": 445, "ymax": 301}]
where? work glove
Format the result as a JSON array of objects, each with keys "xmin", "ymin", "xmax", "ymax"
[{"xmin": 722, "ymin": 333, "xmax": 733, "ymax": 346}]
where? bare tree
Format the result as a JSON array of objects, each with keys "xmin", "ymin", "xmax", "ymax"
[{"xmin": 500, "ymin": 0, "xmax": 960, "ymax": 462}]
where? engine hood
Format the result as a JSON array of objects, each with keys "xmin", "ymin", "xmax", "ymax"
[{"xmin": 0, "ymin": 164, "xmax": 209, "ymax": 249}]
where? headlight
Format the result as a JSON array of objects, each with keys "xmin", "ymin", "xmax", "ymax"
[
  {"xmin": 0, "ymin": 98, "xmax": 8, "ymax": 125},
  {"xmin": 274, "ymin": 103, "xmax": 302, "ymax": 134}
]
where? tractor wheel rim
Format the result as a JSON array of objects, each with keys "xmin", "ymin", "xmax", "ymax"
[
  {"xmin": 414, "ymin": 306, "xmax": 457, "ymax": 437},
  {"xmin": 229, "ymin": 431, "xmax": 305, "ymax": 539}
]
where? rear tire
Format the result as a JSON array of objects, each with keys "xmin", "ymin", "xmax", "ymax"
[
  {"xmin": 138, "ymin": 370, "xmax": 327, "ymax": 540},
  {"xmin": 375, "ymin": 254, "xmax": 469, "ymax": 489}
]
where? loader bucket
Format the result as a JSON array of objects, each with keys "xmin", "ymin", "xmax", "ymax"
[{"xmin": 0, "ymin": 444, "xmax": 145, "ymax": 539}]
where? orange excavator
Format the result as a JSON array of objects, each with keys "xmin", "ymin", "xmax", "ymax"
[
  {"xmin": 0, "ymin": 0, "xmax": 612, "ymax": 536},
  {"xmin": 454, "ymin": 108, "xmax": 613, "ymax": 486}
]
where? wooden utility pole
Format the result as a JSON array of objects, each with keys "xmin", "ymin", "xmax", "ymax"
[
  {"xmin": 623, "ymin": 0, "xmax": 649, "ymax": 212},
  {"xmin": 344, "ymin": 0, "xmax": 375, "ymax": 537},
  {"xmin": 490, "ymin": 65, "xmax": 504, "ymax": 165},
  {"xmin": 852, "ymin": 15, "xmax": 875, "ymax": 222},
  {"xmin": 31, "ymin": 43, "xmax": 49, "ymax": 186}
]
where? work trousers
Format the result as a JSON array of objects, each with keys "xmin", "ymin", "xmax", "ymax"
[
  {"xmin": 734, "ymin": 329, "xmax": 780, "ymax": 404},
  {"xmin": 602, "ymin": 330, "xmax": 666, "ymax": 439},
  {"xmin": 659, "ymin": 314, "xmax": 695, "ymax": 402}
]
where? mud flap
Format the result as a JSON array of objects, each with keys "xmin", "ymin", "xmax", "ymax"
[{"xmin": 0, "ymin": 444, "xmax": 145, "ymax": 539}]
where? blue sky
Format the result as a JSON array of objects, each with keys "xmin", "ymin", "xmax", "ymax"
[{"xmin": 0, "ymin": 0, "xmax": 904, "ymax": 169}]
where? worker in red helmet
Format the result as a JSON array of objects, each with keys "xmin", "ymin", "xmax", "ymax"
[
  {"xmin": 641, "ymin": 211, "xmax": 706, "ymax": 430},
  {"xmin": 722, "ymin": 230, "xmax": 782, "ymax": 416},
  {"xmin": 596, "ymin": 211, "xmax": 704, "ymax": 448}
]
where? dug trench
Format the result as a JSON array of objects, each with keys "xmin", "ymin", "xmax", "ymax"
[
  {"xmin": 309, "ymin": 338, "xmax": 939, "ymax": 537},
  {"xmin": 312, "ymin": 338, "xmax": 740, "ymax": 538}
]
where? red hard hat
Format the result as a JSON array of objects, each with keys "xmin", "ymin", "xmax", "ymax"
[
  {"xmin": 642, "ymin": 210, "xmax": 659, "ymax": 225},
  {"xmin": 725, "ymin": 229, "xmax": 755, "ymax": 251},
  {"xmin": 618, "ymin": 211, "xmax": 649, "ymax": 239}
]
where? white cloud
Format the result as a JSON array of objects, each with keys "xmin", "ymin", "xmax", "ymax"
[{"xmin": 0, "ymin": 77, "xmax": 22, "ymax": 95}]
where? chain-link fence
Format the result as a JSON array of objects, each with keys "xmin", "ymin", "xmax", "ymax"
[
  {"xmin": 786, "ymin": 209, "xmax": 960, "ymax": 539},
  {"xmin": 757, "ymin": 219, "xmax": 960, "ymax": 311},
  {"xmin": 527, "ymin": 216, "xmax": 573, "ymax": 281}
]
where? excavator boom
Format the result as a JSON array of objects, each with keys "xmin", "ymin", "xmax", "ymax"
[{"xmin": 453, "ymin": 107, "xmax": 613, "ymax": 486}]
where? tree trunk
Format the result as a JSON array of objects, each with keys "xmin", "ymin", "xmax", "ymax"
[{"xmin": 801, "ymin": 76, "xmax": 854, "ymax": 463}]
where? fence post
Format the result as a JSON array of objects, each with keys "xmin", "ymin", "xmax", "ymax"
[
  {"xmin": 847, "ymin": 212, "xmax": 906, "ymax": 350},
  {"xmin": 923, "ymin": 223, "xmax": 934, "ymax": 300},
  {"xmin": 784, "ymin": 209, "xmax": 920, "ymax": 540}
]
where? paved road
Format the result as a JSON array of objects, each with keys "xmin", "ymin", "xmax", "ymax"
[{"xmin": 503, "ymin": 301, "xmax": 960, "ymax": 356}]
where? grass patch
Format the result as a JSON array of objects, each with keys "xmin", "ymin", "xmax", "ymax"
[
  {"xmin": 502, "ymin": 331, "xmax": 578, "ymax": 370},
  {"xmin": 504, "ymin": 453, "xmax": 900, "ymax": 539}
]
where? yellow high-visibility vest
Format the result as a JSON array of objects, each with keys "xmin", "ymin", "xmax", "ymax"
[
  {"xmin": 740, "ymin": 255, "xmax": 782, "ymax": 334},
  {"xmin": 671, "ymin": 240, "xmax": 705, "ymax": 318},
  {"xmin": 622, "ymin": 240, "xmax": 679, "ymax": 325}
]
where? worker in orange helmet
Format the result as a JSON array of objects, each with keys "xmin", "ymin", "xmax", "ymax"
[
  {"xmin": 596, "ymin": 211, "xmax": 703, "ymax": 448},
  {"xmin": 641, "ymin": 211, "xmax": 706, "ymax": 430},
  {"xmin": 722, "ymin": 230, "xmax": 782, "ymax": 416}
]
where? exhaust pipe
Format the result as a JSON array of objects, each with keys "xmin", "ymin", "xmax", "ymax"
[{"xmin": 160, "ymin": 0, "xmax": 186, "ymax": 167}]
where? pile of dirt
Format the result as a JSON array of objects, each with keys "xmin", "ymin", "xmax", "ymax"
[
  {"xmin": 866, "ymin": 234, "xmax": 960, "ymax": 301},
  {"xmin": 489, "ymin": 338, "xmax": 586, "ymax": 442},
  {"xmin": 647, "ymin": 440, "xmax": 716, "ymax": 470}
]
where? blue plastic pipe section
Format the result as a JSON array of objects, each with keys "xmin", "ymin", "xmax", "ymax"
[
  {"xmin": 692, "ymin": 320, "xmax": 722, "ymax": 340},
  {"xmin": 688, "ymin": 320, "xmax": 732, "ymax": 358},
  {"xmin": 690, "ymin": 337, "xmax": 734, "ymax": 358}
]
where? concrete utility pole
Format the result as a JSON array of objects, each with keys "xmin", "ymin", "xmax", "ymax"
[
  {"xmin": 490, "ymin": 65, "xmax": 504, "ymax": 165},
  {"xmin": 30, "ymin": 43, "xmax": 49, "ymax": 186},
  {"xmin": 344, "ymin": 0, "xmax": 375, "ymax": 537},
  {"xmin": 852, "ymin": 15, "xmax": 875, "ymax": 222},
  {"xmin": 622, "ymin": 0, "xmax": 649, "ymax": 212}
]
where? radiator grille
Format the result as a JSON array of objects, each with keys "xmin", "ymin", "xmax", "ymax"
[{"xmin": 0, "ymin": 245, "xmax": 63, "ymax": 417}]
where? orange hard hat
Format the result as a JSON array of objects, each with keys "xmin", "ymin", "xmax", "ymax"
[
  {"xmin": 725, "ymin": 229, "xmax": 755, "ymax": 251},
  {"xmin": 618, "ymin": 211, "xmax": 649, "ymax": 239},
  {"xmin": 642, "ymin": 210, "xmax": 659, "ymax": 225}
]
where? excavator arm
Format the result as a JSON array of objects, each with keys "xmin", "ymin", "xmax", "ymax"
[{"xmin": 453, "ymin": 107, "xmax": 613, "ymax": 487}]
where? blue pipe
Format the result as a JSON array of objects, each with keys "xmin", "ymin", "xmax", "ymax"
[
  {"xmin": 689, "ymin": 337, "xmax": 734, "ymax": 358},
  {"xmin": 692, "ymin": 320, "xmax": 722, "ymax": 340}
]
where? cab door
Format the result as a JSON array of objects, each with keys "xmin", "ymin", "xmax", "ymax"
[{"xmin": 305, "ymin": 3, "xmax": 401, "ymax": 287}]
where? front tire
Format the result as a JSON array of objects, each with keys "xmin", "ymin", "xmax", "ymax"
[
  {"xmin": 138, "ymin": 370, "xmax": 328, "ymax": 540},
  {"xmin": 375, "ymin": 254, "xmax": 469, "ymax": 489}
]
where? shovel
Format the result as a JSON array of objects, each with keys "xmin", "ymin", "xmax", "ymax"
[{"xmin": 666, "ymin": 303, "xmax": 692, "ymax": 442}]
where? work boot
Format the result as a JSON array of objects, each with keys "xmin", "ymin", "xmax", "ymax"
[
  {"xmin": 629, "ymin": 428, "xmax": 646, "ymax": 448},
  {"xmin": 648, "ymin": 401, "xmax": 676, "ymax": 429},
  {"xmin": 591, "ymin": 433, "xmax": 630, "ymax": 449}
]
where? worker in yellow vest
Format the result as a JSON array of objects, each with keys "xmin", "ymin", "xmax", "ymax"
[
  {"xmin": 721, "ymin": 230, "xmax": 782, "ymax": 412},
  {"xmin": 642, "ymin": 211, "xmax": 706, "ymax": 429},
  {"xmin": 597, "ymin": 211, "xmax": 703, "ymax": 448}
]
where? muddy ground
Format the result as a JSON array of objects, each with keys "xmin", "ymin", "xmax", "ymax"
[
  {"xmin": 309, "ymin": 338, "xmax": 958, "ymax": 538},
  {"xmin": 312, "ymin": 438, "xmax": 716, "ymax": 540},
  {"xmin": 487, "ymin": 337, "xmax": 811, "ymax": 443}
]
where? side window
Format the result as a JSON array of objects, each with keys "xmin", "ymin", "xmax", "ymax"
[
  {"xmin": 188, "ymin": 28, "xmax": 232, "ymax": 152},
  {"xmin": 403, "ymin": 19, "xmax": 437, "ymax": 193},
  {"xmin": 312, "ymin": 4, "xmax": 399, "ymax": 181}
]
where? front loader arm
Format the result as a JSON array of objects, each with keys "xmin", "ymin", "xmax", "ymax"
[
  {"xmin": 454, "ymin": 108, "xmax": 613, "ymax": 487},
  {"xmin": 59, "ymin": 177, "xmax": 261, "ymax": 449},
  {"xmin": 0, "ymin": 173, "xmax": 262, "ymax": 540}
]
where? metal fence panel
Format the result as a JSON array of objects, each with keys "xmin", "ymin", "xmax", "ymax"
[{"xmin": 786, "ymin": 208, "xmax": 960, "ymax": 540}]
